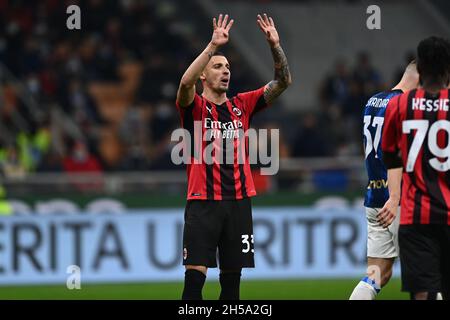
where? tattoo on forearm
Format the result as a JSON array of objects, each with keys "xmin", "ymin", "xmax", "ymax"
[
  {"xmin": 264, "ymin": 45, "xmax": 291, "ymax": 103},
  {"xmin": 271, "ymin": 45, "xmax": 290, "ymax": 85},
  {"xmin": 264, "ymin": 80, "xmax": 279, "ymax": 103}
]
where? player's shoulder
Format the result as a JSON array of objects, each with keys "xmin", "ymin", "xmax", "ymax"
[
  {"xmin": 236, "ymin": 87, "xmax": 265, "ymax": 99},
  {"xmin": 176, "ymin": 92, "xmax": 203, "ymax": 110},
  {"xmin": 365, "ymin": 89, "xmax": 405, "ymax": 109},
  {"xmin": 376, "ymin": 89, "xmax": 404, "ymax": 100},
  {"xmin": 371, "ymin": 91, "xmax": 390, "ymax": 99},
  {"xmin": 388, "ymin": 88, "xmax": 421, "ymax": 106},
  {"xmin": 395, "ymin": 88, "xmax": 417, "ymax": 96}
]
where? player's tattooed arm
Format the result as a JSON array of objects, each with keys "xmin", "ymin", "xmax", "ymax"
[
  {"xmin": 264, "ymin": 44, "xmax": 292, "ymax": 103},
  {"xmin": 257, "ymin": 14, "xmax": 292, "ymax": 104},
  {"xmin": 177, "ymin": 14, "xmax": 233, "ymax": 107}
]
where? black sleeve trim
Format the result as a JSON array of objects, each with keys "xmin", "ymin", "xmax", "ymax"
[
  {"xmin": 177, "ymin": 94, "xmax": 198, "ymax": 110},
  {"xmin": 253, "ymin": 95, "xmax": 268, "ymax": 114},
  {"xmin": 382, "ymin": 151, "xmax": 403, "ymax": 169}
]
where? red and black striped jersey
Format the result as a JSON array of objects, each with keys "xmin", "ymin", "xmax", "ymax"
[
  {"xmin": 382, "ymin": 89, "xmax": 450, "ymax": 225},
  {"xmin": 176, "ymin": 87, "xmax": 269, "ymax": 200}
]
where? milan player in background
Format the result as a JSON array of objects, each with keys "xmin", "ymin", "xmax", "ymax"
[
  {"xmin": 349, "ymin": 62, "xmax": 418, "ymax": 300},
  {"xmin": 382, "ymin": 36, "xmax": 450, "ymax": 300},
  {"xmin": 175, "ymin": 14, "xmax": 291, "ymax": 300}
]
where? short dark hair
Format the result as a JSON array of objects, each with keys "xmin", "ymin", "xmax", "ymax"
[
  {"xmin": 416, "ymin": 36, "xmax": 450, "ymax": 86},
  {"xmin": 212, "ymin": 51, "xmax": 226, "ymax": 57}
]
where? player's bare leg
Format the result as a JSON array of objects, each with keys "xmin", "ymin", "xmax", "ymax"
[
  {"xmin": 182, "ymin": 265, "xmax": 208, "ymax": 300},
  {"xmin": 349, "ymin": 257, "xmax": 395, "ymax": 300},
  {"xmin": 368, "ymin": 257, "xmax": 395, "ymax": 287}
]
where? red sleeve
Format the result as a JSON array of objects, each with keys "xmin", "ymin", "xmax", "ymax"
[
  {"xmin": 236, "ymin": 86, "xmax": 269, "ymax": 116},
  {"xmin": 381, "ymin": 95, "xmax": 401, "ymax": 153}
]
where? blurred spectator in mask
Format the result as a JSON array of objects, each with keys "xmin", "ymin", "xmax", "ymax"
[{"xmin": 63, "ymin": 140, "xmax": 103, "ymax": 191}]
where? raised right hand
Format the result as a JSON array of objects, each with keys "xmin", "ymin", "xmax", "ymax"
[{"xmin": 211, "ymin": 14, "xmax": 234, "ymax": 47}]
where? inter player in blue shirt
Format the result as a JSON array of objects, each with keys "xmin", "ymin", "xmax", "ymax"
[{"xmin": 349, "ymin": 62, "xmax": 418, "ymax": 300}]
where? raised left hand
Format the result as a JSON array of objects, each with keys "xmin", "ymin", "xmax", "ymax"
[{"xmin": 257, "ymin": 14, "xmax": 280, "ymax": 48}]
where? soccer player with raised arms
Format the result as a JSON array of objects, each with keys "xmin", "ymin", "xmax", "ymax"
[{"xmin": 175, "ymin": 13, "xmax": 291, "ymax": 300}]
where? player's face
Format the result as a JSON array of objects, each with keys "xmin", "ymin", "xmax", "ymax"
[{"xmin": 201, "ymin": 55, "xmax": 231, "ymax": 93}]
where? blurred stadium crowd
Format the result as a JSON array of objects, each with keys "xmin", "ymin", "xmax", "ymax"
[{"xmin": 0, "ymin": 0, "xmax": 412, "ymax": 178}]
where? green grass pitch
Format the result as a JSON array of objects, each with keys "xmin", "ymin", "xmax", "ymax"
[{"xmin": 0, "ymin": 278, "xmax": 407, "ymax": 300}]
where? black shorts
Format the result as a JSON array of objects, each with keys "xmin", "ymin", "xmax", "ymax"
[
  {"xmin": 182, "ymin": 197, "xmax": 254, "ymax": 269},
  {"xmin": 399, "ymin": 224, "xmax": 450, "ymax": 297}
]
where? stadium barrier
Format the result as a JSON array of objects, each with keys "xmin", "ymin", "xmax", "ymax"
[
  {"xmin": 2, "ymin": 157, "xmax": 366, "ymax": 196},
  {"xmin": 0, "ymin": 207, "xmax": 400, "ymax": 285}
]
